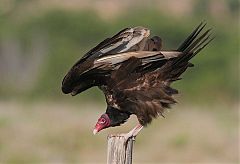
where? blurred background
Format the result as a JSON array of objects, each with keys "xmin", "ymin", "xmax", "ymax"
[{"xmin": 0, "ymin": 0, "xmax": 239, "ymax": 163}]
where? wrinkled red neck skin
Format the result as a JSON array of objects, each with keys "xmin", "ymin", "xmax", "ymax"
[{"xmin": 94, "ymin": 114, "xmax": 111, "ymax": 132}]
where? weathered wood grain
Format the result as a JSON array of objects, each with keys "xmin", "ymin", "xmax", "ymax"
[{"xmin": 107, "ymin": 134, "xmax": 134, "ymax": 164}]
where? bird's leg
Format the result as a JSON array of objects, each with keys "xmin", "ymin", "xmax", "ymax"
[{"xmin": 122, "ymin": 124, "xmax": 143, "ymax": 141}]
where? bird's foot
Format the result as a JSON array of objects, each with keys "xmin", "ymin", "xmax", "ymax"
[
  {"xmin": 122, "ymin": 124, "xmax": 143, "ymax": 142},
  {"xmin": 107, "ymin": 125, "xmax": 143, "ymax": 145}
]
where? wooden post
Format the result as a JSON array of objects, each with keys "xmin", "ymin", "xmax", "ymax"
[{"xmin": 107, "ymin": 134, "xmax": 135, "ymax": 164}]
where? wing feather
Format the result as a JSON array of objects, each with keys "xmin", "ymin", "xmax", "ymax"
[
  {"xmin": 80, "ymin": 26, "xmax": 150, "ymax": 62},
  {"xmin": 105, "ymin": 57, "xmax": 177, "ymax": 126},
  {"xmin": 94, "ymin": 51, "xmax": 182, "ymax": 65}
]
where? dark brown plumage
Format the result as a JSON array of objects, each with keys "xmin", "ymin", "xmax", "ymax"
[{"xmin": 62, "ymin": 22, "xmax": 213, "ymax": 134}]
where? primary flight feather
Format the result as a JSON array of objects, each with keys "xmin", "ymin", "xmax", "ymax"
[{"xmin": 62, "ymin": 22, "xmax": 213, "ymax": 136}]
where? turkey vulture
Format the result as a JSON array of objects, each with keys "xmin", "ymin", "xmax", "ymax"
[{"xmin": 62, "ymin": 22, "xmax": 213, "ymax": 137}]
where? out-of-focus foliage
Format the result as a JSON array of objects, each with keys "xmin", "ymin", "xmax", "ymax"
[
  {"xmin": 0, "ymin": 1, "xmax": 239, "ymax": 163},
  {"xmin": 0, "ymin": 1, "xmax": 239, "ymax": 104}
]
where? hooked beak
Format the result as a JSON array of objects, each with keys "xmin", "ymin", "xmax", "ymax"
[
  {"xmin": 93, "ymin": 114, "xmax": 110, "ymax": 135},
  {"xmin": 93, "ymin": 129, "xmax": 98, "ymax": 135}
]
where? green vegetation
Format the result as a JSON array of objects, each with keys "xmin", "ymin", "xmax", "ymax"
[
  {"xmin": 0, "ymin": 8, "xmax": 238, "ymax": 103},
  {"xmin": 0, "ymin": 2, "xmax": 238, "ymax": 163},
  {"xmin": 0, "ymin": 102, "xmax": 238, "ymax": 163}
]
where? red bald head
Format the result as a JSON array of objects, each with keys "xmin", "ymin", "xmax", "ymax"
[{"xmin": 93, "ymin": 114, "xmax": 111, "ymax": 135}]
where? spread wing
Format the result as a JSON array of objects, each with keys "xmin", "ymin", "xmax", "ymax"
[
  {"xmin": 62, "ymin": 50, "xmax": 180, "ymax": 95},
  {"xmin": 104, "ymin": 23, "xmax": 213, "ymax": 126},
  {"xmin": 75, "ymin": 26, "xmax": 150, "ymax": 65},
  {"xmin": 62, "ymin": 26, "xmax": 165, "ymax": 95},
  {"xmin": 71, "ymin": 26, "xmax": 163, "ymax": 67},
  {"xmin": 105, "ymin": 57, "xmax": 176, "ymax": 126}
]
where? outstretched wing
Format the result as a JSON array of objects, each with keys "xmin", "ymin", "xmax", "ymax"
[
  {"xmin": 75, "ymin": 26, "xmax": 150, "ymax": 65},
  {"xmin": 105, "ymin": 57, "xmax": 176, "ymax": 126},
  {"xmin": 62, "ymin": 50, "xmax": 180, "ymax": 95},
  {"xmin": 159, "ymin": 22, "xmax": 213, "ymax": 84},
  {"xmin": 62, "ymin": 26, "xmax": 165, "ymax": 95},
  {"xmin": 62, "ymin": 27, "xmax": 151, "ymax": 94},
  {"xmin": 105, "ymin": 22, "xmax": 213, "ymax": 126}
]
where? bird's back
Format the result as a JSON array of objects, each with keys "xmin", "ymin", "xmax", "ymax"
[{"xmin": 103, "ymin": 22, "xmax": 213, "ymax": 126}]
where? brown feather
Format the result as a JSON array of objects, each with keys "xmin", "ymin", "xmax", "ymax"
[{"xmin": 62, "ymin": 23, "xmax": 213, "ymax": 128}]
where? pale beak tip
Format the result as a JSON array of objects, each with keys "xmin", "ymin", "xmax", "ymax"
[{"xmin": 93, "ymin": 129, "xmax": 98, "ymax": 135}]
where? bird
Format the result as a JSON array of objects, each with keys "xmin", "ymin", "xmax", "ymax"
[{"xmin": 62, "ymin": 22, "xmax": 213, "ymax": 139}]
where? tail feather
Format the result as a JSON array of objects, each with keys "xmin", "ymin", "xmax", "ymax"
[
  {"xmin": 192, "ymin": 36, "xmax": 214, "ymax": 56},
  {"xmin": 173, "ymin": 29, "xmax": 212, "ymax": 67},
  {"xmin": 177, "ymin": 22, "xmax": 207, "ymax": 51},
  {"xmin": 160, "ymin": 22, "xmax": 213, "ymax": 82},
  {"xmin": 184, "ymin": 29, "xmax": 211, "ymax": 53}
]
